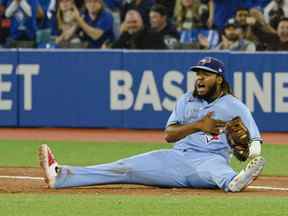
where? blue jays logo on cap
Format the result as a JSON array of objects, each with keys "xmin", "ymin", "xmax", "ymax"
[
  {"xmin": 190, "ymin": 57, "xmax": 225, "ymax": 75},
  {"xmin": 199, "ymin": 57, "xmax": 212, "ymax": 65}
]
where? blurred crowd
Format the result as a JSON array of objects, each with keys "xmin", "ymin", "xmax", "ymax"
[{"xmin": 0, "ymin": 0, "xmax": 288, "ymax": 51}]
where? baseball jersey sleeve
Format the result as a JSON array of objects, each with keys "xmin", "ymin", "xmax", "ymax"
[
  {"xmin": 234, "ymin": 102, "xmax": 262, "ymax": 141},
  {"xmin": 166, "ymin": 94, "xmax": 187, "ymax": 127}
]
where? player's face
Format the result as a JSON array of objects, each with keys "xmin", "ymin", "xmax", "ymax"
[{"xmin": 195, "ymin": 70, "xmax": 219, "ymax": 97}]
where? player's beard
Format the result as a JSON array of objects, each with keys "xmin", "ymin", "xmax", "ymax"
[{"xmin": 193, "ymin": 82, "xmax": 219, "ymax": 103}]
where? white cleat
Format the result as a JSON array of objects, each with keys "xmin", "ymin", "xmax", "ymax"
[
  {"xmin": 228, "ymin": 156, "xmax": 265, "ymax": 192},
  {"xmin": 38, "ymin": 144, "xmax": 58, "ymax": 188}
]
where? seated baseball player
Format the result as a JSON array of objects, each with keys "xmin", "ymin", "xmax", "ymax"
[{"xmin": 38, "ymin": 56, "xmax": 265, "ymax": 192}]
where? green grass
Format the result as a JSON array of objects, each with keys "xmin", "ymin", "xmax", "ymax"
[
  {"xmin": 0, "ymin": 194, "xmax": 287, "ymax": 216},
  {"xmin": 0, "ymin": 140, "xmax": 169, "ymax": 167},
  {"xmin": 0, "ymin": 140, "xmax": 287, "ymax": 176}
]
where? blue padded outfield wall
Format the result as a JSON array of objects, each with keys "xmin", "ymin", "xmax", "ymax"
[{"xmin": 0, "ymin": 50, "xmax": 287, "ymax": 131}]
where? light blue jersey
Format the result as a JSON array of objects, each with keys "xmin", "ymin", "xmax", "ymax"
[{"xmin": 167, "ymin": 92, "xmax": 261, "ymax": 157}]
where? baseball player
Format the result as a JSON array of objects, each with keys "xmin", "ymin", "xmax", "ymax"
[{"xmin": 39, "ymin": 56, "xmax": 265, "ymax": 192}]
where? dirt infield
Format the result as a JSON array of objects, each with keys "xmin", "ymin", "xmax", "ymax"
[
  {"xmin": 0, "ymin": 128, "xmax": 286, "ymax": 144},
  {"xmin": 0, "ymin": 128, "xmax": 287, "ymax": 196}
]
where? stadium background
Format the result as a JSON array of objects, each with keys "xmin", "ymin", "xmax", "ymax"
[{"xmin": 0, "ymin": 50, "xmax": 287, "ymax": 131}]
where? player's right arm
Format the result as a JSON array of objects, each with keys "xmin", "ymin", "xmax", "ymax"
[
  {"xmin": 165, "ymin": 112, "xmax": 225, "ymax": 143},
  {"xmin": 164, "ymin": 94, "xmax": 225, "ymax": 143},
  {"xmin": 165, "ymin": 122, "xmax": 202, "ymax": 143}
]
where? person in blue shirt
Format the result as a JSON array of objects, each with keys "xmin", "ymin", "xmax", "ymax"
[
  {"xmin": 71, "ymin": 0, "xmax": 114, "ymax": 48},
  {"xmin": 38, "ymin": 56, "xmax": 265, "ymax": 192},
  {"xmin": 2, "ymin": 0, "xmax": 38, "ymax": 47}
]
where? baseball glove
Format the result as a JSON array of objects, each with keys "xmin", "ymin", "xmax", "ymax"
[{"xmin": 225, "ymin": 116, "xmax": 250, "ymax": 161}]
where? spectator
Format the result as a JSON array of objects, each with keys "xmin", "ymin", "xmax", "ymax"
[
  {"xmin": 102, "ymin": 0, "xmax": 122, "ymax": 40},
  {"xmin": 72, "ymin": 0, "xmax": 114, "ymax": 48},
  {"xmin": 112, "ymin": 9, "xmax": 165, "ymax": 49},
  {"xmin": 175, "ymin": 0, "xmax": 219, "ymax": 49},
  {"xmin": 234, "ymin": 7, "xmax": 249, "ymax": 29},
  {"xmin": 174, "ymin": 0, "xmax": 202, "ymax": 31},
  {"xmin": 149, "ymin": 4, "xmax": 179, "ymax": 49},
  {"xmin": 264, "ymin": 0, "xmax": 288, "ymax": 30},
  {"xmin": 250, "ymin": 17, "xmax": 288, "ymax": 51},
  {"xmin": 249, "ymin": 7, "xmax": 276, "ymax": 33},
  {"xmin": 175, "ymin": 0, "xmax": 214, "ymax": 28},
  {"xmin": 0, "ymin": 4, "xmax": 10, "ymax": 47},
  {"xmin": 216, "ymin": 19, "xmax": 256, "ymax": 51},
  {"xmin": 2, "ymin": 0, "xmax": 38, "ymax": 47},
  {"xmin": 47, "ymin": 0, "xmax": 83, "ymax": 19},
  {"xmin": 50, "ymin": 0, "xmax": 82, "ymax": 48},
  {"xmin": 36, "ymin": 0, "xmax": 50, "ymax": 46},
  {"xmin": 120, "ymin": 0, "xmax": 155, "ymax": 27},
  {"xmin": 232, "ymin": 8, "xmax": 258, "ymax": 44},
  {"xmin": 232, "ymin": 7, "xmax": 276, "ymax": 50}
]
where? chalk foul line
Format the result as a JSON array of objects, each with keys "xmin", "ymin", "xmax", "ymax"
[
  {"xmin": 248, "ymin": 185, "xmax": 288, "ymax": 191},
  {"xmin": 0, "ymin": 175, "xmax": 44, "ymax": 180}
]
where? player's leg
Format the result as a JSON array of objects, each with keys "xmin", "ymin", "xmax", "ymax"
[
  {"xmin": 184, "ymin": 151, "xmax": 265, "ymax": 192},
  {"xmin": 39, "ymin": 144, "xmax": 189, "ymax": 189},
  {"xmin": 227, "ymin": 156, "xmax": 265, "ymax": 192},
  {"xmin": 184, "ymin": 152, "xmax": 237, "ymax": 190}
]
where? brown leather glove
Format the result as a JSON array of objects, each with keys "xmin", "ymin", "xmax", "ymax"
[{"xmin": 225, "ymin": 117, "xmax": 251, "ymax": 161}]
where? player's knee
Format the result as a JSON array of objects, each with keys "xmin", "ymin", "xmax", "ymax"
[{"xmin": 110, "ymin": 160, "xmax": 132, "ymax": 174}]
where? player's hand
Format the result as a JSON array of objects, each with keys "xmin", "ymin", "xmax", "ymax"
[{"xmin": 198, "ymin": 112, "xmax": 226, "ymax": 135}]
